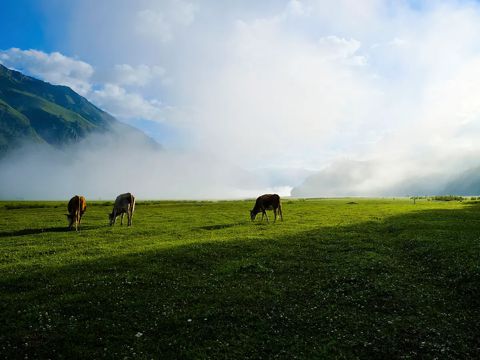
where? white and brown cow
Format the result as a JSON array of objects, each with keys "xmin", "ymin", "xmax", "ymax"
[
  {"xmin": 109, "ymin": 193, "xmax": 136, "ymax": 226},
  {"xmin": 66, "ymin": 195, "xmax": 87, "ymax": 231},
  {"xmin": 250, "ymin": 194, "xmax": 283, "ymax": 223}
]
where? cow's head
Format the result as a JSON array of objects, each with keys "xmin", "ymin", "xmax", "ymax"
[
  {"xmin": 108, "ymin": 212, "xmax": 115, "ymax": 226},
  {"xmin": 250, "ymin": 210, "xmax": 257, "ymax": 221}
]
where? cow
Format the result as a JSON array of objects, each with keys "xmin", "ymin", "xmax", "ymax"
[
  {"xmin": 250, "ymin": 194, "xmax": 283, "ymax": 223},
  {"xmin": 109, "ymin": 193, "xmax": 136, "ymax": 226},
  {"xmin": 66, "ymin": 195, "xmax": 87, "ymax": 231}
]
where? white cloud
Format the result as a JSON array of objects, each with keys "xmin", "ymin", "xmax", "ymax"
[
  {"xmin": 185, "ymin": 12, "xmax": 380, "ymax": 168},
  {"xmin": 91, "ymin": 83, "xmax": 165, "ymax": 122},
  {"xmin": 317, "ymin": 36, "xmax": 367, "ymax": 65},
  {"xmin": 285, "ymin": 0, "xmax": 311, "ymax": 17},
  {"xmin": 291, "ymin": 2, "xmax": 480, "ymax": 196},
  {"xmin": 0, "ymin": 48, "xmax": 93, "ymax": 95},
  {"xmin": 171, "ymin": 0, "xmax": 197, "ymax": 25},
  {"xmin": 136, "ymin": 9, "xmax": 173, "ymax": 43},
  {"xmin": 0, "ymin": 48, "xmax": 169, "ymax": 123},
  {"xmin": 111, "ymin": 64, "xmax": 167, "ymax": 87},
  {"xmin": 135, "ymin": 1, "xmax": 197, "ymax": 43}
]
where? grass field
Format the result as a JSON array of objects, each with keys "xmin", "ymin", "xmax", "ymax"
[{"xmin": 1, "ymin": 198, "xmax": 479, "ymax": 359}]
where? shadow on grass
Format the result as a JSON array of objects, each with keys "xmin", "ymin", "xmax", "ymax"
[
  {"xmin": 1, "ymin": 204, "xmax": 480, "ymax": 359},
  {"xmin": 4, "ymin": 204, "xmax": 54, "ymax": 210},
  {"xmin": 196, "ymin": 222, "xmax": 244, "ymax": 230},
  {"xmin": 0, "ymin": 225, "xmax": 99, "ymax": 237}
]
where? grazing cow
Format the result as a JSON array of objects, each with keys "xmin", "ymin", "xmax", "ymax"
[
  {"xmin": 109, "ymin": 193, "xmax": 136, "ymax": 226},
  {"xmin": 250, "ymin": 194, "xmax": 283, "ymax": 223},
  {"xmin": 66, "ymin": 195, "xmax": 87, "ymax": 231}
]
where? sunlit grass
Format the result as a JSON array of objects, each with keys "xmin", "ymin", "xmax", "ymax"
[{"xmin": 1, "ymin": 198, "xmax": 479, "ymax": 358}]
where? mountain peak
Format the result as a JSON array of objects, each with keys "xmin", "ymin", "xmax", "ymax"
[{"xmin": 0, "ymin": 64, "xmax": 159, "ymax": 154}]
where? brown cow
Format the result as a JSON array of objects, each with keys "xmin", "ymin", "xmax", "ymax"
[
  {"xmin": 109, "ymin": 193, "xmax": 136, "ymax": 226},
  {"xmin": 66, "ymin": 195, "xmax": 87, "ymax": 231},
  {"xmin": 250, "ymin": 194, "xmax": 283, "ymax": 223}
]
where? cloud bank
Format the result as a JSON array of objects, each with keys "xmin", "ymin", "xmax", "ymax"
[
  {"xmin": 0, "ymin": 48, "xmax": 93, "ymax": 95},
  {"xmin": 0, "ymin": 48, "xmax": 168, "ymax": 124},
  {"xmin": 5, "ymin": 1, "xmax": 480, "ymax": 197},
  {"xmin": 0, "ymin": 130, "xmax": 290, "ymax": 200}
]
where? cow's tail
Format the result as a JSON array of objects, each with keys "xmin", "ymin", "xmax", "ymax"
[
  {"xmin": 130, "ymin": 194, "xmax": 136, "ymax": 213},
  {"xmin": 128, "ymin": 194, "xmax": 135, "ymax": 226},
  {"xmin": 278, "ymin": 196, "xmax": 283, "ymax": 221},
  {"xmin": 75, "ymin": 195, "xmax": 80, "ymax": 231}
]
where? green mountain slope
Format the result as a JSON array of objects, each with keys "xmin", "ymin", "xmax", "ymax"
[
  {"xmin": 0, "ymin": 98, "xmax": 45, "ymax": 153},
  {"xmin": 0, "ymin": 64, "xmax": 157, "ymax": 153}
]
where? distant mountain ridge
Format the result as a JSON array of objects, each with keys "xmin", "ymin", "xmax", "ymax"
[
  {"xmin": 0, "ymin": 63, "xmax": 158, "ymax": 154},
  {"xmin": 291, "ymin": 159, "xmax": 480, "ymax": 197}
]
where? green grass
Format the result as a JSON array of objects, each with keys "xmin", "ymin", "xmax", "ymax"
[{"xmin": 1, "ymin": 198, "xmax": 479, "ymax": 359}]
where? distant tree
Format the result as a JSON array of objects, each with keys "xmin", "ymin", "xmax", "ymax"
[{"xmin": 432, "ymin": 195, "xmax": 464, "ymax": 202}]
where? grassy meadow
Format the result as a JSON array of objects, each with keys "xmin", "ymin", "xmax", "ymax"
[{"xmin": 1, "ymin": 198, "xmax": 479, "ymax": 359}]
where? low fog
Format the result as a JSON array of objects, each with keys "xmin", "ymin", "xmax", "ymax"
[
  {"xmin": 291, "ymin": 159, "xmax": 480, "ymax": 198},
  {"xmin": 5, "ymin": 129, "xmax": 480, "ymax": 200},
  {"xmin": 0, "ymin": 130, "xmax": 294, "ymax": 200}
]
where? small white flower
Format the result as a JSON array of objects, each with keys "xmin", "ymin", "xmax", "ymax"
[{"xmin": 135, "ymin": 332, "xmax": 143, "ymax": 338}]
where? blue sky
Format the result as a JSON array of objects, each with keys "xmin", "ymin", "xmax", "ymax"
[
  {"xmin": 3, "ymin": 0, "xmax": 480, "ymax": 197},
  {"xmin": 0, "ymin": 1, "xmax": 76, "ymax": 53},
  {"xmin": 0, "ymin": 1, "xmax": 47, "ymax": 50}
]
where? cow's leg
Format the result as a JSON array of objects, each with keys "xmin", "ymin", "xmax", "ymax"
[
  {"xmin": 128, "ymin": 208, "xmax": 133, "ymax": 226},
  {"xmin": 121, "ymin": 212, "xmax": 125, "ymax": 225},
  {"xmin": 279, "ymin": 205, "xmax": 283, "ymax": 221},
  {"xmin": 264, "ymin": 210, "xmax": 269, "ymax": 223},
  {"xmin": 273, "ymin": 208, "xmax": 277, "ymax": 223},
  {"xmin": 261, "ymin": 212, "xmax": 265, "ymax": 222}
]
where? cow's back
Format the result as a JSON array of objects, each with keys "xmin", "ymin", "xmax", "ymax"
[
  {"xmin": 68, "ymin": 195, "xmax": 80, "ymax": 214},
  {"xmin": 115, "ymin": 193, "xmax": 134, "ymax": 210},
  {"xmin": 255, "ymin": 194, "xmax": 280, "ymax": 210}
]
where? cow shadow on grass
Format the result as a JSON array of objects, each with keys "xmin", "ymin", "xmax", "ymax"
[
  {"xmin": 196, "ymin": 222, "xmax": 245, "ymax": 230},
  {"xmin": 0, "ymin": 225, "xmax": 98, "ymax": 237},
  {"xmin": 2, "ymin": 203, "xmax": 480, "ymax": 359}
]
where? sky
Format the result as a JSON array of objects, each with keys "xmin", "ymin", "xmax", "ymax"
[{"xmin": 2, "ymin": 0, "xmax": 480, "ymax": 198}]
